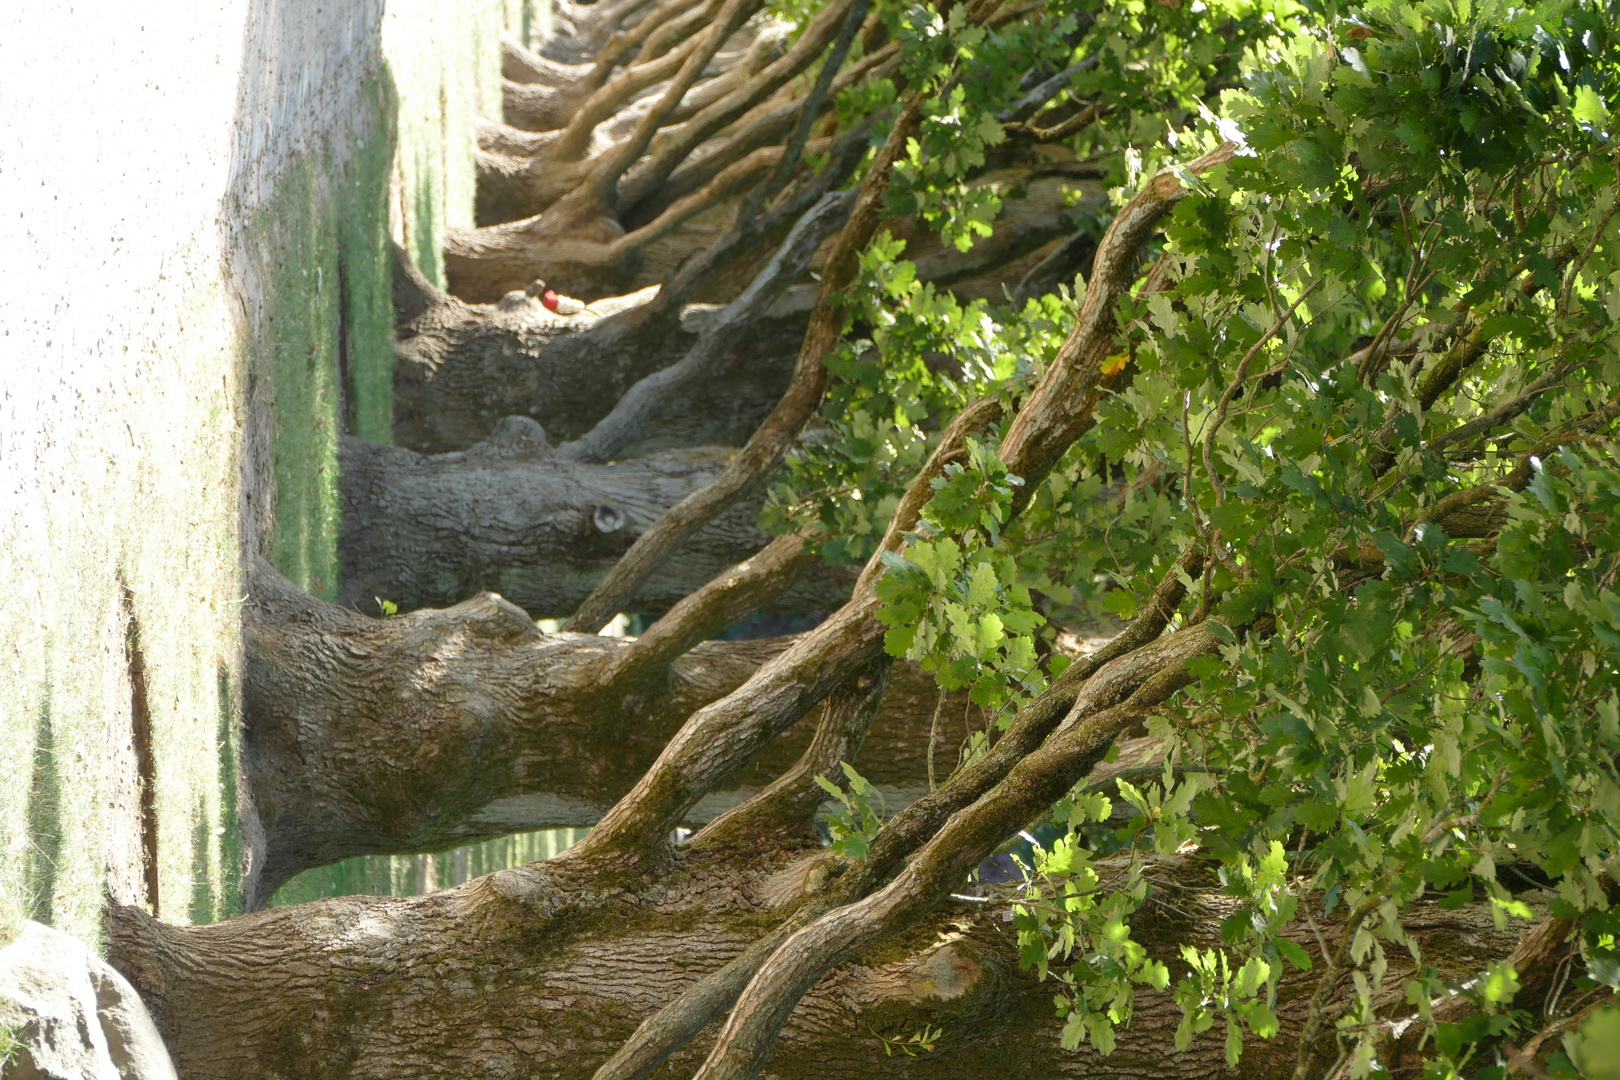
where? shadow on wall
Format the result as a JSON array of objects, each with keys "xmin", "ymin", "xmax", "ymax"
[
  {"xmin": 25, "ymin": 688, "xmax": 60, "ymax": 927},
  {"xmin": 224, "ymin": 0, "xmax": 395, "ymax": 588},
  {"xmin": 0, "ymin": 0, "xmax": 521, "ymax": 941},
  {"xmin": 218, "ymin": 0, "xmax": 545, "ymax": 913},
  {"xmin": 220, "ymin": 0, "xmax": 392, "ymax": 912}
]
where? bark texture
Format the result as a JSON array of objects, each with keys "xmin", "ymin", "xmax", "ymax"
[
  {"xmin": 337, "ymin": 421, "xmax": 853, "ymax": 618},
  {"xmin": 391, "ymin": 252, "xmax": 805, "ymax": 457},
  {"xmin": 392, "ymin": 154, "xmax": 1103, "ymax": 462},
  {"xmin": 103, "ymin": 4, "xmax": 1593, "ymax": 1077},
  {"xmin": 105, "ymin": 850, "xmax": 1532, "ymax": 1080},
  {"xmin": 240, "ymin": 559, "xmax": 986, "ymax": 907}
]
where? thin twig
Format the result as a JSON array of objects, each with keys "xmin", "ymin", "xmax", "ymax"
[
  {"xmin": 926, "ymin": 686, "xmax": 947, "ymax": 794},
  {"xmin": 1201, "ymin": 280, "xmax": 1321, "ymax": 505},
  {"xmin": 1292, "ymin": 894, "xmax": 1380, "ymax": 1080}
]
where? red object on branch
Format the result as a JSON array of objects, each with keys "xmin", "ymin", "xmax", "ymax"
[{"xmin": 526, "ymin": 279, "xmax": 585, "ymax": 315}]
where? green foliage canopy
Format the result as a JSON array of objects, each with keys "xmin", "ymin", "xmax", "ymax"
[{"xmin": 795, "ymin": 0, "xmax": 1620, "ymax": 1072}]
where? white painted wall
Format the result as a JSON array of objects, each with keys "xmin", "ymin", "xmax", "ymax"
[{"xmin": 0, "ymin": 0, "xmax": 522, "ymax": 940}]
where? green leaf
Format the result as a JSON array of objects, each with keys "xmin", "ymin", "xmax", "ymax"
[
  {"xmin": 1059, "ymin": 1010, "xmax": 1086, "ymax": 1051},
  {"xmin": 1276, "ymin": 939, "xmax": 1312, "ymax": 971},
  {"xmin": 1091, "ymin": 1016, "xmax": 1116, "ymax": 1056},
  {"xmin": 1565, "ymin": 1005, "xmax": 1620, "ymax": 1080},
  {"xmin": 1573, "ymin": 85, "xmax": 1612, "ymax": 128},
  {"xmin": 1480, "ymin": 960, "xmax": 1521, "ymax": 1003},
  {"xmin": 1174, "ymin": 1013, "xmax": 1196, "ymax": 1053},
  {"xmin": 966, "ymin": 560, "xmax": 999, "ymax": 607},
  {"xmin": 969, "ymin": 612, "xmax": 1004, "ymax": 658},
  {"xmin": 1103, "ymin": 589, "xmax": 1138, "ymax": 619},
  {"xmin": 1235, "ymin": 957, "xmax": 1270, "ymax": 997},
  {"xmin": 831, "ymin": 833, "xmax": 869, "ymax": 861},
  {"xmin": 1587, "ymin": 950, "xmax": 1620, "ymax": 990},
  {"xmin": 1296, "ymin": 801, "xmax": 1338, "ymax": 830},
  {"xmin": 1437, "ymin": 888, "xmax": 1474, "ymax": 910}
]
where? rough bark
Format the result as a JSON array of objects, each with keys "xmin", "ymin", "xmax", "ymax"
[
  {"xmin": 395, "ymin": 152, "xmax": 1104, "ymax": 460},
  {"xmin": 445, "ymin": 0, "xmax": 1097, "ymax": 305},
  {"xmin": 105, "ymin": 846, "xmax": 1533, "ymax": 1080},
  {"xmin": 500, "ymin": 14, "xmax": 716, "ymax": 135},
  {"xmin": 526, "ymin": 0, "xmax": 666, "ymax": 68},
  {"xmin": 99, "ymin": 5, "xmax": 1605, "ymax": 1073},
  {"xmin": 238, "ymin": 559, "xmax": 987, "ymax": 907},
  {"xmin": 513, "ymin": 0, "xmax": 766, "ymax": 263},
  {"xmin": 119, "ymin": 536, "xmax": 1557, "ymax": 1080},
  {"xmin": 337, "ymin": 421, "xmax": 854, "ymax": 618},
  {"xmin": 390, "ymin": 248, "xmax": 805, "ymax": 456},
  {"xmin": 447, "ymin": 145, "xmax": 1104, "ymax": 307},
  {"xmin": 513, "ymin": 142, "xmax": 1252, "ymax": 1078},
  {"xmin": 501, "ymin": 36, "xmax": 593, "ymax": 89},
  {"xmin": 999, "ymin": 140, "xmax": 1238, "ymax": 508},
  {"xmin": 558, "ymin": 88, "xmax": 929, "ymax": 634},
  {"xmin": 554, "ymin": 189, "xmax": 857, "ymax": 465},
  {"xmin": 481, "ymin": 25, "xmax": 790, "ymax": 225},
  {"xmin": 557, "ymin": 142, "xmax": 1238, "ymax": 858}
]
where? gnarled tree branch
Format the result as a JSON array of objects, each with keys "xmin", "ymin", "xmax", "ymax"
[{"xmin": 559, "ymin": 89, "xmax": 928, "ymax": 634}]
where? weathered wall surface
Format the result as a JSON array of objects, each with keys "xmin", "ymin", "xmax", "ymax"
[{"xmin": 0, "ymin": 0, "xmax": 527, "ymax": 945}]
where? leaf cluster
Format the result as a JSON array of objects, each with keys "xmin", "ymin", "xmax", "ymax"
[{"xmin": 778, "ymin": 0, "xmax": 1620, "ymax": 1070}]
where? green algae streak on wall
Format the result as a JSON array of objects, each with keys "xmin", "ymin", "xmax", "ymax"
[{"xmin": 0, "ymin": 0, "xmax": 538, "ymax": 943}]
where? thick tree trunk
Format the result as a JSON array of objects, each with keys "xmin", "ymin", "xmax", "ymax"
[
  {"xmin": 391, "ymin": 257, "xmax": 803, "ymax": 456},
  {"xmin": 338, "ymin": 421, "xmax": 853, "ymax": 617},
  {"xmin": 240, "ymin": 561, "xmax": 976, "ymax": 907},
  {"xmin": 440, "ymin": 159, "xmax": 1106, "ymax": 307},
  {"xmin": 393, "ymin": 164, "xmax": 1105, "ymax": 461},
  {"xmin": 105, "ymin": 850, "xmax": 1528, "ymax": 1080},
  {"xmin": 484, "ymin": 31, "xmax": 788, "ymax": 226}
]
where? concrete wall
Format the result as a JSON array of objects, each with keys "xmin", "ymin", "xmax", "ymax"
[{"xmin": 0, "ymin": 0, "xmax": 529, "ymax": 943}]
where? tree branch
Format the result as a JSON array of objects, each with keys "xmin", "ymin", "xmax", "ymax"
[
  {"xmin": 697, "ymin": 653, "xmax": 893, "ymax": 845},
  {"xmin": 579, "ymin": 656, "xmax": 891, "ymax": 1080},
  {"xmin": 852, "ymin": 396, "xmax": 1005, "ymax": 595},
  {"xmin": 1424, "ymin": 356, "xmax": 1589, "ymax": 457},
  {"xmin": 630, "ymin": 0, "xmax": 722, "ymax": 66},
  {"xmin": 595, "ymin": 0, "xmax": 710, "ymax": 85},
  {"xmin": 1000, "ymin": 55, "xmax": 1099, "ymax": 122},
  {"xmin": 552, "ymin": 0, "xmax": 763, "ymax": 223},
  {"xmin": 691, "ymin": 625, "xmax": 1225, "ymax": 1080},
  {"xmin": 590, "ymin": 527, "xmax": 823, "ymax": 695},
  {"xmin": 1000, "ymin": 142, "xmax": 1237, "ymax": 504},
  {"xmin": 1203, "ymin": 280, "xmax": 1322, "ymax": 505},
  {"xmin": 621, "ymin": 0, "xmax": 860, "ymax": 214},
  {"xmin": 1011, "ymin": 226, "xmax": 1099, "ymax": 307},
  {"xmin": 586, "ymin": 907, "xmax": 824, "ymax": 1080},
  {"xmin": 562, "ymin": 151, "xmax": 1234, "ymax": 874},
  {"xmin": 558, "ymin": 189, "xmax": 856, "ymax": 464},
  {"xmin": 1422, "ymin": 390, "xmax": 1620, "ymax": 530},
  {"xmin": 500, "ymin": 0, "xmax": 714, "ymax": 131},
  {"xmin": 1368, "ymin": 253, "xmax": 1574, "ymax": 476},
  {"xmin": 501, "ymin": 36, "xmax": 592, "ymax": 88},
  {"xmin": 559, "ymin": 90, "xmax": 926, "ymax": 634},
  {"xmin": 580, "ymin": 548, "xmax": 1203, "ymax": 1077},
  {"xmin": 648, "ymin": 123, "xmax": 871, "ymax": 317},
  {"xmin": 747, "ymin": 0, "xmax": 869, "ymax": 214},
  {"xmin": 560, "ymin": 365, "xmax": 1005, "ymax": 859},
  {"xmin": 632, "ymin": 45, "xmax": 898, "ymax": 218},
  {"xmin": 552, "ymin": 30, "xmax": 712, "ymax": 161},
  {"xmin": 559, "ymin": 592, "xmax": 888, "ymax": 861},
  {"xmin": 848, "ymin": 547, "xmax": 1206, "ymax": 889}
]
